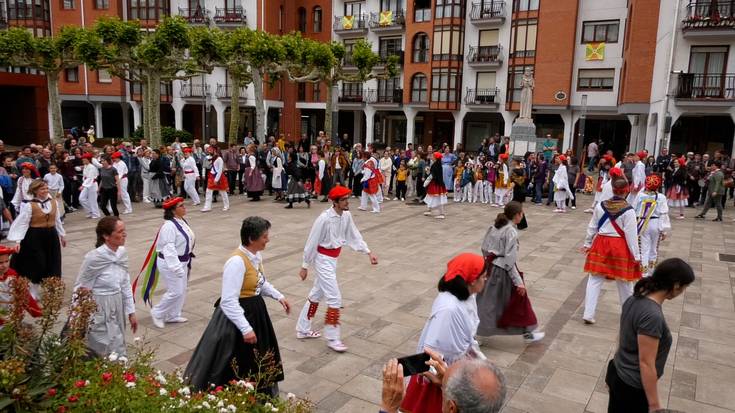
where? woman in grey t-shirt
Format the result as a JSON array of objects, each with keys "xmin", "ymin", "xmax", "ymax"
[{"xmin": 607, "ymin": 258, "xmax": 695, "ymax": 412}]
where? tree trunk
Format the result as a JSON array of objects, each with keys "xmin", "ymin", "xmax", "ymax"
[
  {"xmin": 142, "ymin": 75, "xmax": 152, "ymax": 146},
  {"xmin": 324, "ymin": 81, "xmax": 334, "ymax": 142},
  {"xmin": 228, "ymin": 76, "xmax": 241, "ymax": 145},
  {"xmin": 148, "ymin": 72, "xmax": 162, "ymax": 147},
  {"xmin": 252, "ymin": 69, "xmax": 266, "ymax": 143},
  {"xmin": 47, "ymin": 72, "xmax": 64, "ymax": 144}
]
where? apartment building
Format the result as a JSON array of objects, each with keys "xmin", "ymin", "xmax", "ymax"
[{"xmin": 0, "ymin": 0, "xmax": 733, "ymax": 157}]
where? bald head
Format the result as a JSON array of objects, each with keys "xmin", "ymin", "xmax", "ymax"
[{"xmin": 443, "ymin": 359, "xmax": 506, "ymax": 413}]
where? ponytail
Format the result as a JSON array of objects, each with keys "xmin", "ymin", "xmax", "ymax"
[
  {"xmin": 495, "ymin": 201, "xmax": 523, "ymax": 229},
  {"xmin": 634, "ymin": 258, "xmax": 695, "ymax": 297},
  {"xmin": 494, "ymin": 213, "xmax": 509, "ymax": 229}
]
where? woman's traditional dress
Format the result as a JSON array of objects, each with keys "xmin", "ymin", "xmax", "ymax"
[
  {"xmin": 149, "ymin": 158, "xmax": 171, "ymax": 204},
  {"xmin": 666, "ymin": 166, "xmax": 689, "ymax": 207},
  {"xmin": 285, "ymin": 161, "xmax": 310, "ymax": 204},
  {"xmin": 244, "ymin": 155, "xmax": 265, "ymax": 199},
  {"xmin": 184, "ymin": 247, "xmax": 284, "ymax": 394},
  {"xmin": 8, "ymin": 197, "xmax": 65, "ymax": 283},
  {"xmin": 74, "ymin": 244, "xmax": 134, "ymax": 357}
]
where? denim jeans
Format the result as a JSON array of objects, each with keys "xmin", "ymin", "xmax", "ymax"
[{"xmin": 533, "ymin": 182, "xmax": 543, "ymax": 203}]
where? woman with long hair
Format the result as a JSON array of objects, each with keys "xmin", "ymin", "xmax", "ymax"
[
  {"xmin": 8, "ymin": 179, "xmax": 66, "ymax": 295},
  {"xmin": 243, "ymin": 144, "xmax": 265, "ymax": 201},
  {"xmin": 423, "ymin": 152, "xmax": 448, "ymax": 219},
  {"xmin": 400, "ymin": 253, "xmax": 489, "ymax": 413},
  {"xmin": 606, "ymin": 258, "xmax": 694, "ymax": 412},
  {"xmin": 74, "ymin": 216, "xmax": 137, "ymax": 357},
  {"xmin": 476, "ymin": 201, "xmax": 544, "ymax": 343},
  {"xmin": 666, "ymin": 157, "xmax": 689, "ymax": 220}
]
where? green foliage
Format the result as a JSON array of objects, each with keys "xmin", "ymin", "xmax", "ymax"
[{"xmin": 133, "ymin": 126, "xmax": 192, "ymax": 145}]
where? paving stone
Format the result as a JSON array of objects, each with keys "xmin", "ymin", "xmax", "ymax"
[{"xmin": 542, "ymin": 368, "xmax": 597, "ymax": 405}]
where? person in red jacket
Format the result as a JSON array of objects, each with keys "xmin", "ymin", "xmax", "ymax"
[{"xmin": 0, "ymin": 245, "xmax": 41, "ymax": 325}]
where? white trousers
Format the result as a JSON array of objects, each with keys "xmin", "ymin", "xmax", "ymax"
[
  {"xmin": 495, "ymin": 188, "xmax": 509, "ymax": 206},
  {"xmin": 142, "ymin": 177, "xmax": 151, "ymax": 201},
  {"xmin": 184, "ymin": 177, "xmax": 200, "ymax": 205},
  {"xmin": 474, "ymin": 181, "xmax": 487, "ymax": 203},
  {"xmin": 484, "ymin": 183, "xmax": 493, "ymax": 204},
  {"xmin": 203, "ymin": 189, "xmax": 229, "ymax": 210},
  {"xmin": 640, "ymin": 221, "xmax": 661, "ymax": 277},
  {"xmin": 406, "ymin": 177, "xmax": 415, "ymax": 197},
  {"xmin": 80, "ymin": 185, "xmax": 100, "ymax": 218},
  {"xmin": 381, "ymin": 172, "xmax": 391, "ymax": 195},
  {"xmin": 119, "ymin": 177, "xmax": 132, "ymax": 213},
  {"xmin": 151, "ymin": 264, "xmax": 188, "ymax": 322},
  {"xmin": 583, "ymin": 275, "xmax": 634, "ymax": 321},
  {"xmin": 360, "ymin": 191, "xmax": 380, "ymax": 212},
  {"xmin": 461, "ymin": 184, "xmax": 473, "ymax": 202},
  {"xmin": 296, "ymin": 253, "xmax": 342, "ymax": 341}
]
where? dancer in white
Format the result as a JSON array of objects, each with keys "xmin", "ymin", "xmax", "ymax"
[
  {"xmin": 552, "ymin": 155, "xmax": 574, "ymax": 212},
  {"xmin": 11, "ymin": 163, "xmax": 38, "ymax": 212},
  {"xmin": 201, "ymin": 146, "xmax": 229, "ymax": 212},
  {"xmin": 111, "ymin": 151, "xmax": 132, "ymax": 214},
  {"xmin": 359, "ymin": 152, "xmax": 381, "ymax": 213},
  {"xmin": 180, "ymin": 147, "xmax": 200, "ymax": 205},
  {"xmin": 493, "ymin": 153, "xmax": 511, "ymax": 207},
  {"xmin": 296, "ymin": 185, "xmax": 378, "ymax": 353},
  {"xmin": 633, "ymin": 175, "xmax": 671, "ymax": 277},
  {"xmin": 627, "ymin": 150, "xmax": 647, "ymax": 204},
  {"xmin": 43, "ymin": 163, "xmax": 65, "ymax": 219},
  {"xmin": 79, "ymin": 153, "xmax": 100, "ymax": 219},
  {"xmin": 148, "ymin": 197, "xmax": 196, "ymax": 328}
]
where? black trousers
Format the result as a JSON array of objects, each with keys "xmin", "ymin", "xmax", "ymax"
[
  {"xmin": 352, "ymin": 172, "xmax": 363, "ymax": 197},
  {"xmin": 237, "ymin": 167, "xmax": 245, "ymax": 194},
  {"xmin": 99, "ymin": 187, "xmax": 119, "ymax": 216},
  {"xmin": 226, "ymin": 170, "xmax": 237, "ymax": 194},
  {"xmin": 127, "ymin": 171, "xmax": 140, "ymax": 202},
  {"xmin": 395, "ymin": 181, "xmax": 407, "ymax": 199},
  {"xmin": 688, "ymin": 180, "xmax": 700, "ymax": 207},
  {"xmin": 605, "ymin": 360, "xmax": 648, "ymax": 413}
]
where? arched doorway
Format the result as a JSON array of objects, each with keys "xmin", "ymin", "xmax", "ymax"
[{"xmin": 670, "ymin": 115, "xmax": 734, "ymax": 155}]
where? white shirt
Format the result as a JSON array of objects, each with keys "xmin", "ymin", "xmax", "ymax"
[
  {"xmin": 301, "ymin": 207, "xmax": 370, "ymax": 269},
  {"xmin": 220, "ymin": 246, "xmax": 284, "ymax": 335},
  {"xmin": 361, "ymin": 158, "xmax": 376, "ymax": 182},
  {"xmin": 8, "ymin": 196, "xmax": 65, "ymax": 242},
  {"xmin": 82, "ymin": 163, "xmax": 99, "ymax": 188},
  {"xmin": 156, "ymin": 218, "xmax": 195, "ymax": 277},
  {"xmin": 210, "ymin": 157, "xmax": 224, "ymax": 182},
  {"xmin": 43, "ymin": 172, "xmax": 64, "ymax": 195},
  {"xmin": 74, "ymin": 244, "xmax": 135, "ymax": 316},
  {"xmin": 317, "ymin": 159, "xmax": 326, "ymax": 180},
  {"xmin": 417, "ymin": 292, "xmax": 474, "ymax": 364},
  {"xmin": 113, "ymin": 160, "xmax": 128, "ymax": 180},
  {"xmin": 11, "ymin": 176, "xmax": 33, "ymax": 210},
  {"xmin": 552, "ymin": 164, "xmax": 570, "ymax": 191},
  {"xmin": 587, "ymin": 142, "xmax": 598, "ymax": 158},
  {"xmin": 632, "ymin": 161, "xmax": 646, "ymax": 192},
  {"xmin": 379, "ymin": 157, "xmax": 392, "ymax": 173},
  {"xmin": 584, "ymin": 201, "xmax": 640, "ymax": 261},
  {"xmin": 181, "ymin": 156, "xmax": 198, "ymax": 178},
  {"xmin": 633, "ymin": 192, "xmax": 671, "ymax": 233}
]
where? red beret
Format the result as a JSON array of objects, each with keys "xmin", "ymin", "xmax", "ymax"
[
  {"xmin": 499, "ymin": 153, "xmax": 509, "ymax": 161},
  {"xmin": 433, "ymin": 152, "xmax": 443, "ymax": 160},
  {"xmin": 645, "ymin": 174, "xmax": 661, "ymax": 190},
  {"xmin": 636, "ymin": 150, "xmax": 647, "ymax": 159},
  {"xmin": 162, "ymin": 197, "xmax": 184, "ymax": 210},
  {"xmin": 558, "ymin": 155, "xmax": 567, "ymax": 162},
  {"xmin": 20, "ymin": 162, "xmax": 35, "ymax": 170},
  {"xmin": 183, "ymin": 147, "xmax": 193, "ymax": 154},
  {"xmin": 111, "ymin": 151, "xmax": 123, "ymax": 159},
  {"xmin": 81, "ymin": 153, "xmax": 93, "ymax": 160},
  {"xmin": 678, "ymin": 157, "xmax": 687, "ymax": 166},
  {"xmin": 327, "ymin": 185, "xmax": 351, "ymax": 201},
  {"xmin": 0, "ymin": 245, "xmax": 15, "ymax": 256}
]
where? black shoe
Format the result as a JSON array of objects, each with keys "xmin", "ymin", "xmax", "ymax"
[
  {"xmin": 713, "ymin": 218, "xmax": 722, "ymax": 222},
  {"xmin": 695, "ymin": 215, "xmax": 704, "ymax": 219},
  {"xmin": 284, "ymin": 204, "xmax": 293, "ymax": 209}
]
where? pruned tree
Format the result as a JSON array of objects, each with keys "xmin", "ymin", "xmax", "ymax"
[{"xmin": 0, "ymin": 27, "xmax": 103, "ymax": 143}]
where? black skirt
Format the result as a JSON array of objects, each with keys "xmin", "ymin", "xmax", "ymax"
[
  {"xmin": 184, "ymin": 295, "xmax": 283, "ymax": 391},
  {"xmin": 11, "ymin": 227, "xmax": 61, "ymax": 284}
]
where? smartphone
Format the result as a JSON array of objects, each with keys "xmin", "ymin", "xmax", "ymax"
[{"xmin": 397, "ymin": 352, "xmax": 431, "ymax": 377}]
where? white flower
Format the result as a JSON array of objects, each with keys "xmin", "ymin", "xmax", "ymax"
[
  {"xmin": 134, "ymin": 337, "xmax": 142, "ymax": 342},
  {"xmin": 85, "ymin": 380, "xmax": 90, "ymax": 386},
  {"xmin": 227, "ymin": 405, "xmax": 237, "ymax": 412},
  {"xmin": 108, "ymin": 352, "xmax": 119, "ymax": 362},
  {"xmin": 216, "ymin": 401, "xmax": 224, "ymax": 408},
  {"xmin": 202, "ymin": 401, "xmax": 211, "ymax": 409},
  {"xmin": 155, "ymin": 371, "xmax": 168, "ymax": 385},
  {"xmin": 159, "ymin": 388, "xmax": 168, "ymax": 396},
  {"xmin": 207, "ymin": 393, "xmax": 217, "ymax": 401},
  {"xmin": 286, "ymin": 393, "xmax": 296, "ymax": 400},
  {"xmin": 180, "ymin": 386, "xmax": 191, "ymax": 396},
  {"xmin": 126, "ymin": 382, "xmax": 136, "ymax": 388},
  {"xmin": 244, "ymin": 382, "xmax": 254, "ymax": 391},
  {"xmin": 219, "ymin": 409, "xmax": 228, "ymax": 413}
]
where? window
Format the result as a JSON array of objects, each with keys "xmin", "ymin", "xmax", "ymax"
[
  {"xmin": 380, "ymin": 0, "xmax": 403, "ymax": 11},
  {"xmin": 411, "ymin": 73, "xmax": 428, "ymax": 102},
  {"xmin": 513, "ymin": 0, "xmax": 538, "ymax": 11},
  {"xmin": 508, "ymin": 65, "xmax": 532, "ymax": 102},
  {"xmin": 431, "ymin": 68, "xmax": 460, "ymax": 102},
  {"xmin": 432, "ymin": 26, "xmax": 464, "ymax": 61},
  {"xmin": 130, "ymin": 0, "xmax": 170, "ymax": 20},
  {"xmin": 582, "ymin": 21, "xmax": 619, "ymax": 43},
  {"xmin": 312, "ymin": 84, "xmax": 321, "ymax": 101},
  {"xmin": 435, "ymin": 0, "xmax": 463, "ymax": 18},
  {"xmin": 476, "ymin": 72, "xmax": 496, "ymax": 89},
  {"xmin": 297, "ymin": 83, "xmax": 306, "ymax": 101},
  {"xmin": 510, "ymin": 19, "xmax": 537, "ymax": 58},
  {"xmin": 313, "ymin": 7, "xmax": 322, "ymax": 32},
  {"xmin": 298, "ymin": 7, "xmax": 307, "ymax": 32},
  {"xmin": 415, "ymin": 0, "xmax": 431, "ymax": 21},
  {"xmin": 95, "ymin": 0, "xmax": 109, "ymax": 9},
  {"xmin": 688, "ymin": 46, "xmax": 729, "ymax": 97},
  {"xmin": 479, "ymin": 29, "xmax": 498, "ymax": 46},
  {"xmin": 377, "ymin": 77, "xmax": 401, "ymax": 102},
  {"xmin": 97, "ymin": 69, "xmax": 112, "ymax": 83},
  {"xmin": 413, "ymin": 33, "xmax": 430, "ymax": 63},
  {"xmin": 342, "ymin": 82, "xmax": 363, "ymax": 99},
  {"xmin": 344, "ymin": 1, "xmax": 363, "ymax": 16},
  {"xmin": 65, "ymin": 67, "xmax": 79, "ymax": 83},
  {"xmin": 344, "ymin": 40, "xmax": 358, "ymax": 65},
  {"xmin": 689, "ymin": 46, "xmax": 727, "ymax": 74},
  {"xmin": 379, "ymin": 37, "xmax": 402, "ymax": 59},
  {"xmin": 578, "ymin": 69, "xmax": 615, "ymax": 91},
  {"xmin": 62, "ymin": 0, "xmax": 74, "ymax": 9}
]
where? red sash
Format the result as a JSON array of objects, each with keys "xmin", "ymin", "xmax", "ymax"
[{"xmin": 317, "ymin": 246, "xmax": 341, "ymax": 258}]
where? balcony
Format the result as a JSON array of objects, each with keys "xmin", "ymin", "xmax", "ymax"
[
  {"xmin": 128, "ymin": 1, "xmax": 170, "ymax": 23},
  {"xmin": 338, "ymin": 88, "xmax": 370, "ymax": 107},
  {"xmin": 470, "ymin": 2, "xmax": 506, "ymax": 26},
  {"xmin": 467, "ymin": 45, "xmax": 503, "ymax": 67},
  {"xmin": 376, "ymin": 50, "xmax": 405, "ymax": 67},
  {"xmin": 213, "ymin": 7, "xmax": 246, "ymax": 26},
  {"xmin": 130, "ymin": 81, "xmax": 173, "ymax": 103},
  {"xmin": 367, "ymin": 88, "xmax": 403, "ymax": 105},
  {"xmin": 180, "ymin": 83, "xmax": 210, "ymax": 98},
  {"xmin": 682, "ymin": 1, "xmax": 735, "ymax": 37},
  {"xmin": 414, "ymin": 8, "xmax": 432, "ymax": 22},
  {"xmin": 7, "ymin": 4, "xmax": 50, "ymax": 23},
  {"xmin": 333, "ymin": 14, "xmax": 369, "ymax": 36},
  {"xmin": 465, "ymin": 88, "xmax": 500, "ymax": 107},
  {"xmin": 215, "ymin": 84, "xmax": 249, "ymax": 99},
  {"xmin": 178, "ymin": 7, "xmax": 210, "ymax": 24},
  {"xmin": 369, "ymin": 10, "xmax": 405, "ymax": 33},
  {"xmin": 675, "ymin": 73, "xmax": 735, "ymax": 107}
]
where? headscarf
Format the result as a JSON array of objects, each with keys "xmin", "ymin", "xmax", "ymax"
[{"xmin": 443, "ymin": 253, "xmax": 485, "ymax": 285}]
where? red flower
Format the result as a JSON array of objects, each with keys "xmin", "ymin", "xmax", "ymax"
[
  {"xmin": 215, "ymin": 386, "xmax": 224, "ymax": 393},
  {"xmin": 74, "ymin": 380, "xmax": 86, "ymax": 388},
  {"xmin": 102, "ymin": 372, "xmax": 113, "ymax": 383},
  {"xmin": 169, "ymin": 390, "xmax": 178, "ymax": 398},
  {"xmin": 57, "ymin": 406, "xmax": 66, "ymax": 413},
  {"xmin": 47, "ymin": 388, "xmax": 57, "ymax": 398},
  {"xmin": 67, "ymin": 395, "xmax": 79, "ymax": 403},
  {"xmin": 124, "ymin": 372, "xmax": 136, "ymax": 383}
]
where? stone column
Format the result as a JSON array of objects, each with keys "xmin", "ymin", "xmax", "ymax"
[
  {"xmin": 215, "ymin": 104, "xmax": 225, "ymax": 143},
  {"xmin": 353, "ymin": 110, "xmax": 363, "ymax": 144},
  {"xmin": 502, "ymin": 111, "xmax": 515, "ymax": 136},
  {"xmin": 94, "ymin": 102, "xmax": 104, "ymax": 139},
  {"xmin": 404, "ymin": 107, "xmax": 417, "ymax": 148},
  {"xmin": 452, "ymin": 110, "xmax": 464, "ymax": 151},
  {"xmin": 130, "ymin": 101, "xmax": 142, "ymax": 130},
  {"xmin": 172, "ymin": 100, "xmax": 184, "ymax": 131},
  {"xmin": 121, "ymin": 102, "xmax": 130, "ymax": 139},
  {"xmin": 365, "ymin": 107, "xmax": 376, "ymax": 145},
  {"xmin": 561, "ymin": 110, "xmax": 574, "ymax": 153}
]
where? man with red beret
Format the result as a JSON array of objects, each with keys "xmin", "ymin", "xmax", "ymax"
[
  {"xmin": 627, "ymin": 150, "xmax": 647, "ymax": 204},
  {"xmin": 632, "ymin": 174, "xmax": 670, "ymax": 277},
  {"xmin": 358, "ymin": 151, "xmax": 382, "ymax": 213},
  {"xmin": 180, "ymin": 148, "xmax": 200, "ymax": 206},
  {"xmin": 79, "ymin": 152, "xmax": 101, "ymax": 219},
  {"xmin": 296, "ymin": 185, "xmax": 378, "ymax": 352},
  {"xmin": 111, "ymin": 151, "xmax": 132, "ymax": 214},
  {"xmin": 0, "ymin": 245, "xmax": 41, "ymax": 326}
]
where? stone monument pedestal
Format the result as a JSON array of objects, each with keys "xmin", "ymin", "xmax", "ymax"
[{"xmin": 509, "ymin": 118, "xmax": 539, "ymax": 156}]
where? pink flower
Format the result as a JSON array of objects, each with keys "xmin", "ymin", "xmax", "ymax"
[
  {"xmin": 214, "ymin": 386, "xmax": 224, "ymax": 393},
  {"xmin": 102, "ymin": 372, "xmax": 113, "ymax": 383},
  {"xmin": 74, "ymin": 380, "xmax": 86, "ymax": 389},
  {"xmin": 47, "ymin": 388, "xmax": 57, "ymax": 398},
  {"xmin": 67, "ymin": 395, "xmax": 79, "ymax": 403},
  {"xmin": 124, "ymin": 372, "xmax": 136, "ymax": 383}
]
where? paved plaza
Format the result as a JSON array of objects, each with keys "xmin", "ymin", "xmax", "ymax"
[{"xmin": 58, "ymin": 194, "xmax": 735, "ymax": 413}]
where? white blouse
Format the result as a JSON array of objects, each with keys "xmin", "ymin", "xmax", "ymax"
[
  {"xmin": 74, "ymin": 245, "xmax": 135, "ymax": 316},
  {"xmin": 7, "ymin": 196, "xmax": 66, "ymax": 242},
  {"xmin": 11, "ymin": 176, "xmax": 33, "ymax": 210},
  {"xmin": 156, "ymin": 218, "xmax": 195, "ymax": 277}
]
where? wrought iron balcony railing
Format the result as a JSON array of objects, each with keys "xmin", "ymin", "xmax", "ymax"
[
  {"xmin": 367, "ymin": 88, "xmax": 403, "ymax": 104},
  {"xmin": 180, "ymin": 83, "xmax": 210, "ymax": 98},
  {"xmin": 178, "ymin": 7, "xmax": 209, "ymax": 24},
  {"xmin": 368, "ymin": 9, "xmax": 405, "ymax": 29},
  {"xmin": 676, "ymin": 73, "xmax": 735, "ymax": 100},
  {"xmin": 682, "ymin": 1, "xmax": 735, "ymax": 30},
  {"xmin": 470, "ymin": 2, "xmax": 506, "ymax": 20},
  {"xmin": 333, "ymin": 14, "xmax": 369, "ymax": 31},
  {"xmin": 213, "ymin": 7, "xmax": 245, "ymax": 24},
  {"xmin": 465, "ymin": 88, "xmax": 499, "ymax": 104},
  {"xmin": 338, "ymin": 88, "xmax": 368, "ymax": 103},
  {"xmin": 215, "ymin": 84, "xmax": 248, "ymax": 99},
  {"xmin": 467, "ymin": 45, "xmax": 502, "ymax": 64}
]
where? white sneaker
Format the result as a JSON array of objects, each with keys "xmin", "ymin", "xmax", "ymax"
[
  {"xmin": 123, "ymin": 210, "xmax": 133, "ymax": 215},
  {"xmin": 423, "ymin": 211, "xmax": 432, "ymax": 216},
  {"xmin": 583, "ymin": 318, "xmax": 596, "ymax": 325},
  {"xmin": 435, "ymin": 215, "xmax": 446, "ymax": 219},
  {"xmin": 523, "ymin": 331, "xmax": 545, "ymax": 343},
  {"xmin": 167, "ymin": 317, "xmax": 188, "ymax": 323},
  {"xmin": 583, "ymin": 208, "xmax": 593, "ymax": 213},
  {"xmin": 200, "ymin": 208, "xmax": 211, "ymax": 212},
  {"xmin": 358, "ymin": 207, "xmax": 368, "ymax": 211},
  {"xmin": 296, "ymin": 330, "xmax": 321, "ymax": 339},
  {"xmin": 151, "ymin": 316, "xmax": 165, "ymax": 329},
  {"xmin": 223, "ymin": 207, "xmax": 229, "ymax": 211},
  {"xmin": 571, "ymin": 206, "xmax": 576, "ymax": 210},
  {"xmin": 327, "ymin": 340, "xmax": 348, "ymax": 353}
]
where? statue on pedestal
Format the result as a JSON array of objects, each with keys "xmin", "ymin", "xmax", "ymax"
[{"xmin": 519, "ymin": 67, "xmax": 534, "ymax": 120}]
